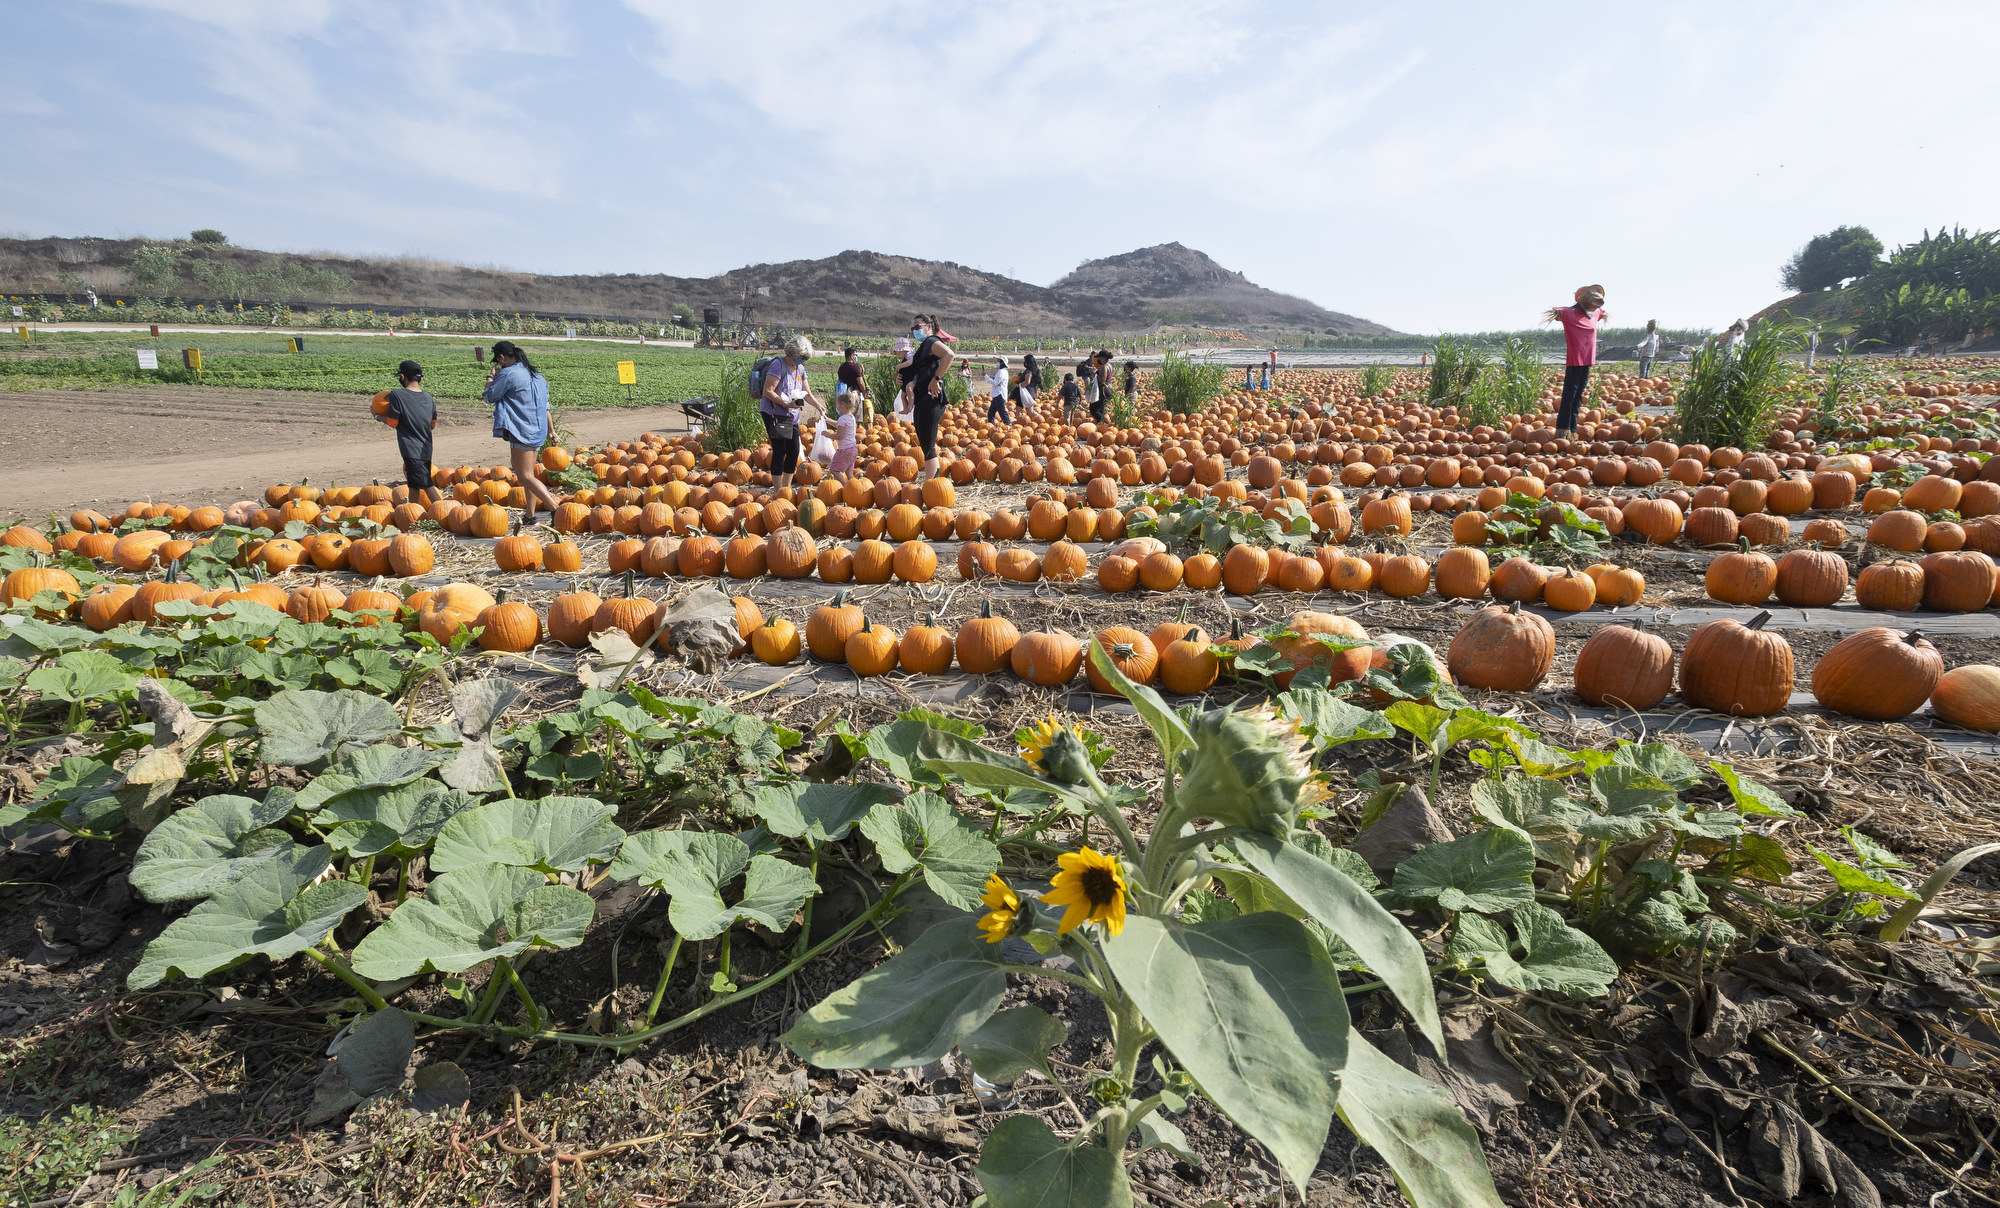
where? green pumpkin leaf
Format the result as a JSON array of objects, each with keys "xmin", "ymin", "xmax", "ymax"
[
  {"xmin": 1468, "ymin": 776, "xmax": 1579, "ymax": 840},
  {"xmin": 428, "ymin": 795, "xmax": 624, "ymax": 874},
  {"xmin": 974, "ymin": 1115, "xmax": 1133, "ymax": 1208},
  {"xmin": 296, "ymin": 743, "xmax": 446, "ymax": 809},
  {"xmin": 1391, "ymin": 828, "xmax": 1536, "ymax": 914},
  {"xmin": 1709, "ymin": 761, "xmax": 1801, "ymax": 817},
  {"xmin": 1806, "ymin": 845, "xmax": 1916, "ymax": 899},
  {"xmin": 26, "ymin": 649, "xmax": 142, "ymax": 703},
  {"xmin": 782, "ymin": 915, "xmax": 1008, "ymax": 1069},
  {"xmin": 1449, "ymin": 904, "xmax": 1620, "ymax": 999},
  {"xmin": 1610, "ymin": 742, "xmax": 1707, "ymax": 789},
  {"xmin": 1102, "ymin": 913, "xmax": 1347, "ymax": 1196},
  {"xmin": 253, "ymin": 689, "xmax": 401, "ymax": 766},
  {"xmin": 1136, "ymin": 1113, "xmax": 1203, "ymax": 1166},
  {"xmin": 1234, "ymin": 833, "xmax": 1443, "ymax": 1053},
  {"xmin": 312, "ymin": 779, "xmax": 483, "ymax": 858},
  {"xmin": 1842, "ymin": 826, "xmax": 1909, "ymax": 870},
  {"xmin": 751, "ymin": 782, "xmax": 899, "ymax": 844},
  {"xmin": 1384, "ymin": 700, "xmax": 1450, "ymax": 751},
  {"xmin": 959, "ymin": 1005, "xmax": 1066, "ymax": 1085},
  {"xmin": 618, "ymin": 830, "xmax": 817, "ymax": 940},
  {"xmin": 863, "ymin": 718, "xmax": 948, "ymax": 788},
  {"xmin": 1278, "ymin": 690, "xmax": 1393, "ymax": 751},
  {"xmin": 1337, "ymin": 1029, "xmax": 1506, "ymax": 1208},
  {"xmin": 130, "ymin": 792, "xmax": 327, "ymax": 903},
  {"xmin": 859, "ymin": 790, "xmax": 1000, "ymax": 911},
  {"xmin": 350, "ymin": 863, "xmax": 594, "ymax": 979},
  {"xmin": 129, "ymin": 861, "xmax": 366, "ymax": 989}
]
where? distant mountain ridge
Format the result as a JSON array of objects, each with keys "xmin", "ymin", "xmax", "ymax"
[{"xmin": 0, "ymin": 236, "xmax": 1395, "ymax": 335}]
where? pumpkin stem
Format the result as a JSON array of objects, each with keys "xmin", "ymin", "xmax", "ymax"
[
  {"xmin": 622, "ymin": 569, "xmax": 635, "ymax": 598},
  {"xmin": 832, "ymin": 589, "xmax": 850, "ymax": 608},
  {"xmin": 1508, "ymin": 600, "xmax": 1521, "ymax": 615},
  {"xmin": 166, "ymin": 559, "xmax": 181, "ymax": 584},
  {"xmin": 1747, "ymin": 610, "xmax": 1773, "ymax": 631},
  {"xmin": 496, "ymin": 588, "xmax": 509, "ymax": 605},
  {"xmin": 1907, "ymin": 630, "xmax": 1926, "ymax": 644},
  {"xmin": 980, "ymin": 598, "xmax": 994, "ymax": 618},
  {"xmin": 1736, "ymin": 536, "xmax": 1751, "ymax": 553}
]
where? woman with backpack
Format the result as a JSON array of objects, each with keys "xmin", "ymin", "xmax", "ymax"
[
  {"xmin": 907, "ymin": 318, "xmax": 954, "ymax": 482},
  {"xmin": 759, "ymin": 334, "xmax": 820, "ymax": 495},
  {"xmin": 483, "ymin": 340, "xmax": 563, "ymax": 517},
  {"xmin": 1017, "ymin": 353, "xmax": 1042, "ymax": 418}
]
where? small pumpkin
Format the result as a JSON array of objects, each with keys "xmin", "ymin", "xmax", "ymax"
[
  {"xmin": 1932, "ymin": 665, "xmax": 2000, "ymax": 732},
  {"xmin": 1678, "ymin": 610, "xmax": 1793, "ymax": 717},
  {"xmin": 1221, "ymin": 544, "xmax": 1268, "ymax": 596},
  {"xmin": 387, "ymin": 533, "xmax": 436, "ymax": 577},
  {"xmin": 1810, "ymin": 627, "xmax": 1941, "ymax": 721},
  {"xmin": 750, "ymin": 615, "xmax": 801, "ymax": 665},
  {"xmin": 958, "ymin": 541, "xmax": 998, "ymax": 579},
  {"xmin": 1854, "ymin": 560, "xmax": 1924, "ymax": 612},
  {"xmin": 1086, "ymin": 626, "xmax": 1158, "ymax": 691},
  {"xmin": 133, "ymin": 560, "xmax": 204, "ymax": 624},
  {"xmin": 1433, "ymin": 547, "xmax": 1490, "ymax": 600},
  {"xmin": 286, "ymin": 577, "xmax": 348, "ymax": 624},
  {"xmin": 1272, "ymin": 610, "xmax": 1370, "ymax": 690},
  {"xmin": 1488, "ymin": 556, "xmax": 1550, "ymax": 604},
  {"xmin": 476, "ymin": 589, "xmax": 544, "ymax": 653},
  {"xmin": 1772, "ymin": 545, "xmax": 1849, "ymax": 608},
  {"xmin": 1446, "ymin": 601, "xmax": 1554, "ymax": 692},
  {"xmin": 591, "ymin": 571, "xmax": 656, "ymax": 644},
  {"xmin": 1918, "ymin": 549, "xmax": 1997, "ymax": 612},
  {"xmin": 1572, "ymin": 621, "xmax": 1674, "ymax": 709},
  {"xmin": 806, "ymin": 590, "xmax": 865, "ymax": 662},
  {"xmin": 1541, "ymin": 568, "xmax": 1597, "ymax": 612},
  {"xmin": 1182, "ymin": 552, "xmax": 1223, "ymax": 590},
  {"xmin": 1378, "ymin": 554, "xmax": 1431, "ymax": 599},
  {"xmin": 845, "ymin": 616, "xmax": 900, "ymax": 677},
  {"xmin": 1586, "ymin": 563, "xmax": 1646, "ymax": 607},
  {"xmin": 418, "ymin": 582, "xmax": 498, "ymax": 642},
  {"xmin": 852, "ymin": 538, "xmax": 896, "ymax": 584},
  {"xmin": 1867, "ymin": 509, "xmax": 1929, "ymax": 552},
  {"xmin": 765, "ymin": 525, "xmax": 818, "ymax": 579},
  {"xmin": 80, "ymin": 583, "xmax": 138, "ymax": 631},
  {"xmin": 1705, "ymin": 537, "xmax": 1776, "ymax": 606},
  {"xmin": 898, "ymin": 613, "xmax": 955, "ymax": 674},
  {"xmin": 1150, "ymin": 603, "xmax": 1206, "ymax": 655},
  {"xmin": 1096, "ymin": 554, "xmax": 1140, "ymax": 593},
  {"xmin": 493, "ymin": 518, "xmax": 542, "ymax": 572},
  {"xmin": 1, "ymin": 555, "xmax": 81, "ymax": 614},
  {"xmin": 547, "ymin": 591, "xmax": 603, "ymax": 647},
  {"xmin": 1010, "ymin": 629, "xmax": 1083, "ymax": 686},
  {"xmin": 956, "ymin": 600, "xmax": 1020, "ymax": 674}
]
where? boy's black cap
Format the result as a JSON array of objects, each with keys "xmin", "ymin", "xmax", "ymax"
[{"xmin": 398, "ymin": 360, "xmax": 423, "ymax": 378}]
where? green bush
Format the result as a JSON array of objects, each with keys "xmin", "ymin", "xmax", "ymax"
[
  {"xmin": 1672, "ymin": 321, "xmax": 1799, "ymax": 449},
  {"xmin": 1156, "ymin": 349, "xmax": 1228, "ymax": 415},
  {"xmin": 1426, "ymin": 335, "xmax": 1489, "ymax": 405},
  {"xmin": 704, "ymin": 355, "xmax": 767, "ymax": 455}
]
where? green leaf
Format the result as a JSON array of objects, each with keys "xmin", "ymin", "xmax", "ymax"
[
  {"xmin": 751, "ymin": 782, "xmax": 899, "ymax": 844},
  {"xmin": 1103, "ymin": 913, "xmax": 1347, "ymax": 1196},
  {"xmin": 1468, "ymin": 776, "xmax": 1577, "ymax": 840},
  {"xmin": 1806, "ymin": 845, "xmax": 1916, "ymax": 899},
  {"xmin": 130, "ymin": 792, "xmax": 328, "ymax": 903},
  {"xmin": 1180, "ymin": 886, "xmax": 1240, "ymax": 923},
  {"xmin": 1589, "ymin": 765, "xmax": 1680, "ymax": 813},
  {"xmin": 1136, "ymin": 1113, "xmax": 1202, "ymax": 1165},
  {"xmin": 1611, "ymin": 743, "xmax": 1707, "ymax": 790},
  {"xmin": 1337, "ymin": 1029, "xmax": 1505, "ymax": 1208},
  {"xmin": 1842, "ymin": 826, "xmax": 1909, "ymax": 870},
  {"xmin": 1234, "ymin": 833, "xmax": 1444, "ymax": 1053},
  {"xmin": 859, "ymin": 790, "xmax": 1001, "ymax": 911},
  {"xmin": 0, "ymin": 616, "xmax": 96, "ymax": 655},
  {"xmin": 312, "ymin": 779, "xmax": 483, "ymax": 858},
  {"xmin": 1278, "ymin": 690, "xmax": 1393, "ymax": 751},
  {"xmin": 1723, "ymin": 833, "xmax": 1793, "ymax": 883},
  {"xmin": 129, "ymin": 861, "xmax": 366, "ymax": 989},
  {"xmin": 620, "ymin": 830, "xmax": 818, "ymax": 940},
  {"xmin": 296, "ymin": 743, "xmax": 448, "ymax": 810},
  {"xmin": 1499, "ymin": 732, "xmax": 1583, "ymax": 777},
  {"xmin": 253, "ymin": 689, "xmax": 401, "ymax": 766},
  {"xmin": 959, "ymin": 1005, "xmax": 1066, "ymax": 1084},
  {"xmin": 863, "ymin": 718, "xmax": 948, "ymax": 788},
  {"xmin": 1384, "ymin": 700, "xmax": 1450, "ymax": 751},
  {"xmin": 975, "ymin": 1116, "xmax": 1132, "ymax": 1208},
  {"xmin": 1087, "ymin": 638, "xmax": 1194, "ymax": 767},
  {"xmin": 897, "ymin": 706, "xmax": 983, "ymax": 739},
  {"xmin": 428, "ymin": 795, "xmax": 624, "ymax": 874},
  {"xmin": 1449, "ymin": 904, "xmax": 1619, "ymax": 999},
  {"xmin": 917, "ymin": 727, "xmax": 1064, "ymax": 799},
  {"xmin": 26, "ymin": 649, "xmax": 142, "ymax": 702},
  {"xmin": 1392, "ymin": 828, "xmax": 1536, "ymax": 914},
  {"xmin": 782, "ymin": 915, "xmax": 1008, "ymax": 1068},
  {"xmin": 1709, "ymin": 761, "xmax": 1801, "ymax": 818},
  {"xmin": 350, "ymin": 863, "xmax": 594, "ymax": 979}
]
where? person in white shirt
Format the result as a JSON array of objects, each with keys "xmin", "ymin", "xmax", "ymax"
[
  {"xmin": 1807, "ymin": 328, "xmax": 1821, "ymax": 371},
  {"xmin": 986, "ymin": 357, "xmax": 1011, "ymax": 424},
  {"xmin": 1635, "ymin": 320, "xmax": 1661, "ymax": 377}
]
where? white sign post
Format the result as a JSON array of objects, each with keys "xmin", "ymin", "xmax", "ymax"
[{"xmin": 136, "ymin": 350, "xmax": 159, "ymax": 370}]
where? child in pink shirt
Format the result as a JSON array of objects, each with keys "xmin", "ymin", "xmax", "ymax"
[
  {"xmin": 1548, "ymin": 285, "xmax": 1607, "ymax": 437},
  {"xmin": 830, "ymin": 395, "xmax": 858, "ymax": 476}
]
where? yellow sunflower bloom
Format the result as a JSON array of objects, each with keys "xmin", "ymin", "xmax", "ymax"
[
  {"xmin": 1040, "ymin": 846, "xmax": 1128, "ymax": 937},
  {"xmin": 977, "ymin": 875, "xmax": 1021, "ymax": 944},
  {"xmin": 1018, "ymin": 716, "xmax": 1094, "ymax": 785},
  {"xmin": 1018, "ymin": 717, "xmax": 1066, "ymax": 772}
]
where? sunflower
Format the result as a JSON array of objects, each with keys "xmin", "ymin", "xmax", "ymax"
[
  {"xmin": 1040, "ymin": 846, "xmax": 1128, "ymax": 937},
  {"xmin": 977, "ymin": 875, "xmax": 1021, "ymax": 945}
]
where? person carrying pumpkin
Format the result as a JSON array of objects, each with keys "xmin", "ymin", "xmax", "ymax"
[
  {"xmin": 1547, "ymin": 284, "xmax": 1607, "ymax": 439},
  {"xmin": 377, "ymin": 360, "xmax": 440, "ymax": 505},
  {"xmin": 483, "ymin": 340, "xmax": 565, "ymax": 519}
]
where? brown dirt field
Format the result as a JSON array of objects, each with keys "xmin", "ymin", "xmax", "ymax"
[{"xmin": 0, "ymin": 383, "xmax": 695, "ymax": 517}]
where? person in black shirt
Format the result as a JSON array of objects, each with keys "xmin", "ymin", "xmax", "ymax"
[
  {"xmin": 908, "ymin": 317, "xmax": 954, "ymax": 481},
  {"xmin": 835, "ymin": 347, "xmax": 869, "ymax": 427},
  {"xmin": 1018, "ymin": 353, "xmax": 1042, "ymax": 417},
  {"xmin": 1058, "ymin": 371, "xmax": 1081, "ymax": 420},
  {"xmin": 378, "ymin": 360, "xmax": 440, "ymax": 504},
  {"xmin": 1122, "ymin": 360, "xmax": 1138, "ymax": 403}
]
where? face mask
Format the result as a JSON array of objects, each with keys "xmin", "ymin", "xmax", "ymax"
[{"xmin": 911, "ymin": 327, "xmax": 925, "ymax": 340}]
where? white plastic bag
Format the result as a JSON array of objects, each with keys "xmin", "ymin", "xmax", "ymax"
[{"xmin": 810, "ymin": 415, "xmax": 835, "ymax": 463}]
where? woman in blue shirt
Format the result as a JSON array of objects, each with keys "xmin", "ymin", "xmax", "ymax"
[{"xmin": 483, "ymin": 340, "xmax": 564, "ymax": 517}]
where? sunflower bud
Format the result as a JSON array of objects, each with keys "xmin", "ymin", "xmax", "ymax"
[
  {"xmin": 1168, "ymin": 703, "xmax": 1326, "ymax": 838},
  {"xmin": 1019, "ymin": 716, "xmax": 1097, "ymax": 787}
]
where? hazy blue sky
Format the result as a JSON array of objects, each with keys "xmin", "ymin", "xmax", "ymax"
[{"xmin": 3, "ymin": 1, "xmax": 1993, "ymax": 333}]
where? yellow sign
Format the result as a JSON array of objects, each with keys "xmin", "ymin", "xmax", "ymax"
[
  {"xmin": 616, "ymin": 360, "xmax": 636, "ymax": 385},
  {"xmin": 16, "ymin": 326, "xmax": 29, "ymax": 341},
  {"xmin": 183, "ymin": 347, "xmax": 202, "ymax": 372}
]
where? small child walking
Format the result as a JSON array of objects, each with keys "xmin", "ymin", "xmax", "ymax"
[
  {"xmin": 378, "ymin": 359, "xmax": 440, "ymax": 504},
  {"xmin": 1121, "ymin": 360, "xmax": 1138, "ymax": 404},
  {"xmin": 1547, "ymin": 285, "xmax": 1607, "ymax": 438},
  {"xmin": 830, "ymin": 394, "xmax": 858, "ymax": 477},
  {"xmin": 1059, "ymin": 371, "xmax": 1082, "ymax": 422}
]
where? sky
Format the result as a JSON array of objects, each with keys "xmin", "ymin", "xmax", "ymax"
[{"xmin": 2, "ymin": 0, "xmax": 1995, "ymax": 334}]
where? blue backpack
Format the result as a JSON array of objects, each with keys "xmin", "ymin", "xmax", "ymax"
[{"xmin": 748, "ymin": 356, "xmax": 776, "ymax": 402}]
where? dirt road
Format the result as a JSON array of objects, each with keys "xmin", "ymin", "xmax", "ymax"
[{"xmin": 0, "ymin": 384, "xmax": 699, "ymax": 516}]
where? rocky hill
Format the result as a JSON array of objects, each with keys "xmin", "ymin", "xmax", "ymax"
[{"xmin": 0, "ymin": 236, "xmax": 1393, "ymax": 336}]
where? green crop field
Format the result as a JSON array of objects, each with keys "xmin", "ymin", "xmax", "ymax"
[{"xmin": 0, "ymin": 331, "xmax": 843, "ymax": 408}]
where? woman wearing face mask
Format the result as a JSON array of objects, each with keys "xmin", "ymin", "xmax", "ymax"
[
  {"xmin": 483, "ymin": 339, "xmax": 564, "ymax": 517},
  {"xmin": 760, "ymin": 334, "xmax": 821, "ymax": 494},
  {"xmin": 906, "ymin": 317, "xmax": 954, "ymax": 481}
]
